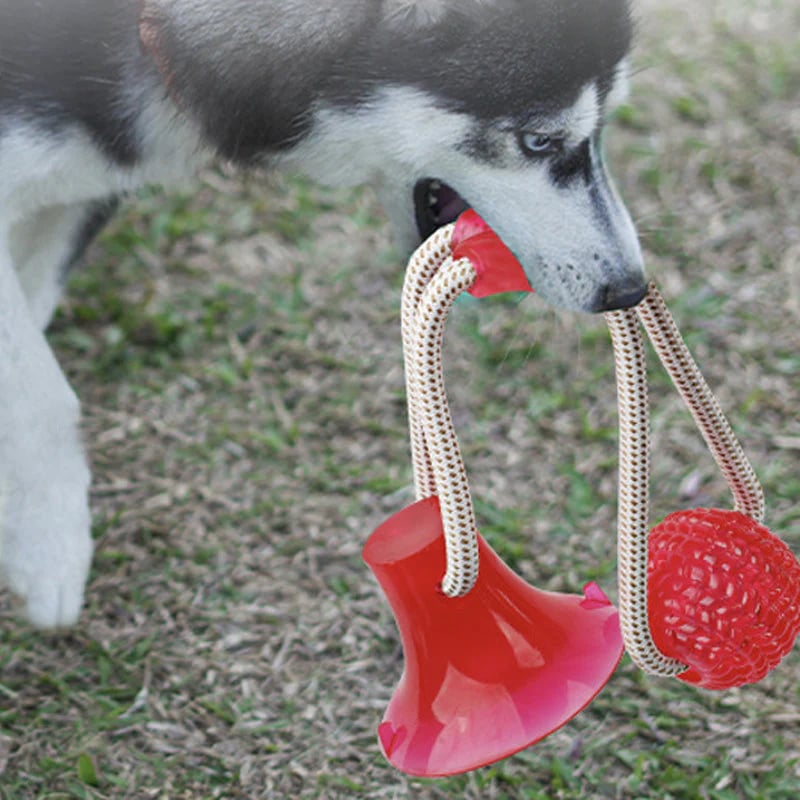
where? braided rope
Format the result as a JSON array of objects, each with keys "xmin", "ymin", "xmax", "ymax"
[
  {"xmin": 400, "ymin": 233, "xmax": 764, "ymax": 650},
  {"xmin": 636, "ymin": 283, "xmax": 765, "ymax": 522},
  {"xmin": 606, "ymin": 282, "xmax": 765, "ymax": 675},
  {"xmin": 401, "ymin": 225, "xmax": 456, "ymax": 500},
  {"xmin": 606, "ymin": 306, "xmax": 687, "ymax": 675},
  {"xmin": 411, "ymin": 258, "xmax": 481, "ymax": 596},
  {"xmin": 402, "ymin": 232, "xmax": 481, "ymax": 597}
]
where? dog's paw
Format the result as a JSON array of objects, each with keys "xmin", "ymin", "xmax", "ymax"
[
  {"xmin": 5, "ymin": 558, "xmax": 90, "ymax": 629},
  {"xmin": 1, "ymin": 516, "xmax": 92, "ymax": 629},
  {"xmin": 0, "ymin": 468, "xmax": 93, "ymax": 629}
]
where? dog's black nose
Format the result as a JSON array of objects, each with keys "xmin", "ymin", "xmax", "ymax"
[{"xmin": 592, "ymin": 281, "xmax": 648, "ymax": 312}]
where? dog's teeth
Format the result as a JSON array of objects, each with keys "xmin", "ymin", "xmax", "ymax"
[{"xmin": 428, "ymin": 180, "xmax": 441, "ymax": 208}]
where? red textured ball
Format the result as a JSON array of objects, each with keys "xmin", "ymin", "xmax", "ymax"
[{"xmin": 647, "ymin": 508, "xmax": 800, "ymax": 690}]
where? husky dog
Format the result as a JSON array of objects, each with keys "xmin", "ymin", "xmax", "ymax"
[{"xmin": 0, "ymin": 0, "xmax": 644, "ymax": 627}]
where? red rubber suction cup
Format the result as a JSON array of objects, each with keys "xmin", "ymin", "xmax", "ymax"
[
  {"xmin": 648, "ymin": 508, "xmax": 800, "ymax": 689},
  {"xmin": 364, "ymin": 497, "xmax": 623, "ymax": 776}
]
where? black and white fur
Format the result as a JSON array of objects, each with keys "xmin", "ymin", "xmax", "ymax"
[{"xmin": 0, "ymin": 0, "xmax": 645, "ymax": 627}]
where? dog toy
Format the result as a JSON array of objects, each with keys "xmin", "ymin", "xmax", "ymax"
[
  {"xmin": 363, "ymin": 216, "xmax": 623, "ymax": 776},
  {"xmin": 364, "ymin": 212, "xmax": 800, "ymax": 775},
  {"xmin": 605, "ymin": 284, "xmax": 800, "ymax": 686}
]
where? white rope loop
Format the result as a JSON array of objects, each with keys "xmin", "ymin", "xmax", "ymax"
[
  {"xmin": 402, "ymin": 228, "xmax": 482, "ymax": 597},
  {"xmin": 412, "ymin": 258, "xmax": 480, "ymax": 596},
  {"xmin": 401, "ymin": 225, "xmax": 456, "ymax": 500},
  {"xmin": 606, "ymin": 282, "xmax": 766, "ymax": 675},
  {"xmin": 401, "ymin": 236, "xmax": 764, "ymax": 641},
  {"xmin": 606, "ymin": 306, "xmax": 686, "ymax": 676}
]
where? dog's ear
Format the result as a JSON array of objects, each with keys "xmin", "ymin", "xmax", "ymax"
[{"xmin": 138, "ymin": 0, "xmax": 177, "ymax": 92}]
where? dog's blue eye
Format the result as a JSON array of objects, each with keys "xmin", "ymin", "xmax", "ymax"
[{"xmin": 520, "ymin": 132, "xmax": 559, "ymax": 156}]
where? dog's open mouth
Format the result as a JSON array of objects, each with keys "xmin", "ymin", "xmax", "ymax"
[{"xmin": 414, "ymin": 179, "xmax": 471, "ymax": 240}]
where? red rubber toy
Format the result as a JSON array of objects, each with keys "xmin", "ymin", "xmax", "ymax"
[{"xmin": 648, "ymin": 508, "xmax": 800, "ymax": 689}]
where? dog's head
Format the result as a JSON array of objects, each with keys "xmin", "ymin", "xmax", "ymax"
[
  {"xmin": 308, "ymin": 0, "xmax": 644, "ymax": 312},
  {"xmin": 380, "ymin": 0, "xmax": 644, "ymax": 312},
  {"xmin": 141, "ymin": 0, "xmax": 644, "ymax": 312}
]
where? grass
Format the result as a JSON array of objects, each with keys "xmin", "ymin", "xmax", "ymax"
[{"xmin": 2, "ymin": 0, "xmax": 799, "ymax": 797}]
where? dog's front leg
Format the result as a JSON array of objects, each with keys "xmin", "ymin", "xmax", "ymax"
[{"xmin": 0, "ymin": 242, "xmax": 92, "ymax": 627}]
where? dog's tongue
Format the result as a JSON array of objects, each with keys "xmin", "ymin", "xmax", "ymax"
[{"xmin": 452, "ymin": 210, "xmax": 533, "ymax": 298}]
